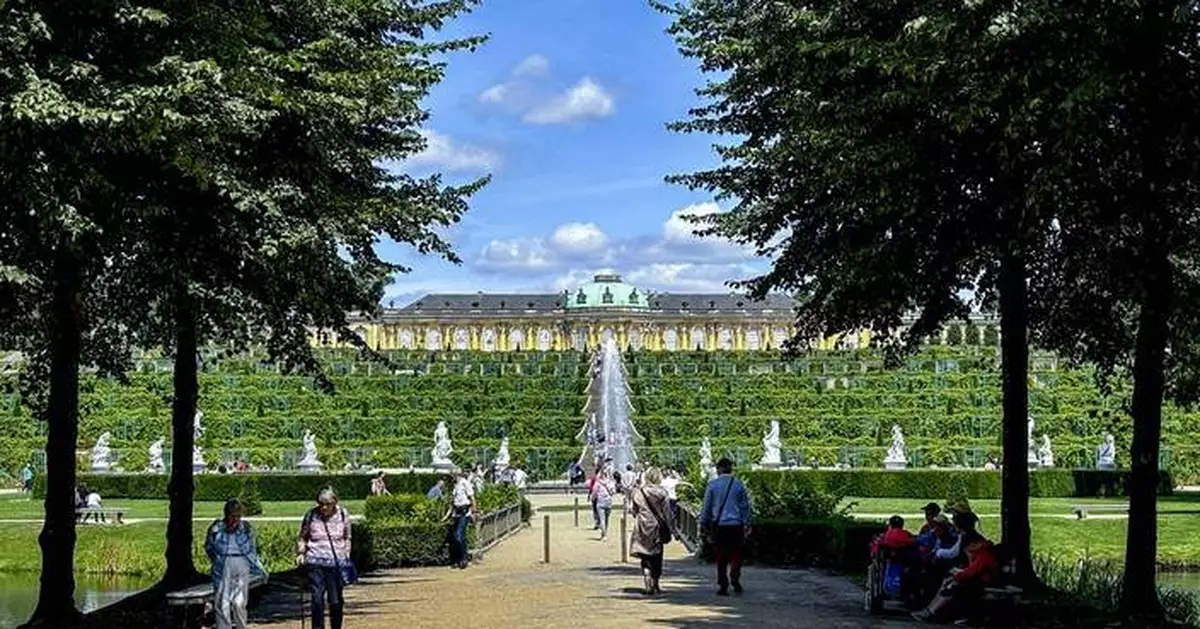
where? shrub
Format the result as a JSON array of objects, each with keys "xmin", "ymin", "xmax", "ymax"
[
  {"xmin": 35, "ymin": 472, "xmax": 442, "ymax": 501},
  {"xmin": 740, "ymin": 469, "xmax": 1172, "ymax": 499},
  {"xmin": 364, "ymin": 493, "xmax": 443, "ymax": 521}
]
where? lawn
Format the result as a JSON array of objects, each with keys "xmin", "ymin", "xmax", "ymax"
[
  {"xmin": 0, "ymin": 497, "xmax": 368, "ymax": 576},
  {"xmin": 844, "ymin": 495, "xmax": 1200, "ymax": 566}
]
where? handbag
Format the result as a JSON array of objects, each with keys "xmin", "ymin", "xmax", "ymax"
[
  {"xmin": 320, "ymin": 508, "xmax": 358, "ymax": 586},
  {"xmin": 640, "ymin": 488, "xmax": 673, "ymax": 544}
]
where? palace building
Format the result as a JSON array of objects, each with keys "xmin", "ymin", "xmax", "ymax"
[{"xmin": 328, "ymin": 273, "xmax": 870, "ymax": 352}]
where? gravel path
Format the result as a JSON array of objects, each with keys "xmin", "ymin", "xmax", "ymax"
[{"xmin": 250, "ymin": 507, "xmax": 909, "ymax": 629}]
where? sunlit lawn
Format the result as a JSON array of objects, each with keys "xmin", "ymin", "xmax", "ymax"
[{"xmin": 844, "ymin": 495, "xmax": 1200, "ymax": 565}]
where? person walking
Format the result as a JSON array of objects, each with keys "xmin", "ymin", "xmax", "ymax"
[
  {"xmin": 206, "ymin": 499, "xmax": 268, "ymax": 629},
  {"xmin": 448, "ymin": 469, "xmax": 478, "ymax": 569},
  {"xmin": 629, "ymin": 467, "xmax": 673, "ymax": 595},
  {"xmin": 20, "ymin": 464, "xmax": 33, "ymax": 494},
  {"xmin": 592, "ymin": 471, "xmax": 615, "ymax": 541},
  {"xmin": 370, "ymin": 471, "xmax": 390, "ymax": 496},
  {"xmin": 699, "ymin": 458, "xmax": 752, "ymax": 596},
  {"xmin": 298, "ymin": 488, "xmax": 353, "ymax": 629},
  {"xmin": 587, "ymin": 468, "xmax": 602, "ymax": 530}
]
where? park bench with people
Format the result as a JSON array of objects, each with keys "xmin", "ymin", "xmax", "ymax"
[
  {"xmin": 165, "ymin": 575, "xmax": 267, "ymax": 628},
  {"xmin": 75, "ymin": 507, "xmax": 126, "ymax": 524},
  {"xmin": 1070, "ymin": 503, "xmax": 1129, "ymax": 519}
]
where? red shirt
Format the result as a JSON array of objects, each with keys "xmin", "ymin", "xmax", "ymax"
[
  {"xmin": 955, "ymin": 541, "xmax": 999, "ymax": 583},
  {"xmin": 872, "ymin": 527, "xmax": 916, "ymax": 555}
]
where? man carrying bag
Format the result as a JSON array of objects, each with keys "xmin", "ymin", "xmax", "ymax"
[{"xmin": 699, "ymin": 458, "xmax": 752, "ymax": 596}]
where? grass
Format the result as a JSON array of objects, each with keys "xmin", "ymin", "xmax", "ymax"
[
  {"xmin": 0, "ymin": 497, "xmax": 368, "ymax": 576},
  {"xmin": 0, "ymin": 495, "xmax": 365, "ymax": 520},
  {"xmin": 844, "ymin": 495, "xmax": 1200, "ymax": 566}
]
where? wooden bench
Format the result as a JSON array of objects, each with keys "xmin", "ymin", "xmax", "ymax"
[
  {"xmin": 76, "ymin": 507, "xmax": 126, "ymax": 524},
  {"xmin": 1070, "ymin": 504, "xmax": 1128, "ymax": 519},
  {"xmin": 166, "ymin": 576, "xmax": 267, "ymax": 628}
]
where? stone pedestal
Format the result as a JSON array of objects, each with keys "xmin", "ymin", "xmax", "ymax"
[
  {"xmin": 432, "ymin": 461, "xmax": 456, "ymax": 472},
  {"xmin": 297, "ymin": 461, "xmax": 324, "ymax": 474},
  {"xmin": 884, "ymin": 460, "xmax": 907, "ymax": 470},
  {"xmin": 90, "ymin": 462, "xmax": 111, "ymax": 474},
  {"xmin": 1097, "ymin": 461, "xmax": 1116, "ymax": 471},
  {"xmin": 193, "ymin": 462, "xmax": 206, "ymax": 475}
]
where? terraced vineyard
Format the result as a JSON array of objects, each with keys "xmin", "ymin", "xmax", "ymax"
[
  {"xmin": 0, "ymin": 349, "xmax": 591, "ymax": 479},
  {"xmin": 2, "ymin": 345, "xmax": 1199, "ymax": 481},
  {"xmin": 626, "ymin": 348, "xmax": 1200, "ymax": 478}
]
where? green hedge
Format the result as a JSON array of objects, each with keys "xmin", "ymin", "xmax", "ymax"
[
  {"xmin": 740, "ymin": 469, "xmax": 1174, "ymax": 499},
  {"xmin": 695, "ymin": 518, "xmax": 883, "ymax": 570},
  {"xmin": 36, "ymin": 472, "xmax": 441, "ymax": 501}
]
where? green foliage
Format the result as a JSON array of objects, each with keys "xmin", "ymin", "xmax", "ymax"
[
  {"xmin": 38, "ymin": 472, "xmax": 440, "ymax": 501},
  {"xmin": 740, "ymin": 469, "xmax": 1172, "ymax": 500}
]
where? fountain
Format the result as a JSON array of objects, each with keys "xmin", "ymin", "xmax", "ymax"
[
  {"xmin": 147, "ymin": 437, "xmax": 165, "ymax": 473},
  {"xmin": 884, "ymin": 424, "xmax": 908, "ymax": 470},
  {"xmin": 297, "ymin": 430, "xmax": 323, "ymax": 473},
  {"xmin": 90, "ymin": 433, "xmax": 113, "ymax": 473}
]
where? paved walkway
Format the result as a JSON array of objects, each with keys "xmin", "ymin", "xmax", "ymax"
[{"xmin": 251, "ymin": 504, "xmax": 906, "ymax": 629}]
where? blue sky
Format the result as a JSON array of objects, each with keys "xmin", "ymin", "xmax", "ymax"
[{"xmin": 381, "ymin": 0, "xmax": 767, "ymax": 306}]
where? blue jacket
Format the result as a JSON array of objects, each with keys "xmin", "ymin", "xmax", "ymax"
[
  {"xmin": 205, "ymin": 519, "xmax": 268, "ymax": 586},
  {"xmin": 699, "ymin": 474, "xmax": 752, "ymax": 527}
]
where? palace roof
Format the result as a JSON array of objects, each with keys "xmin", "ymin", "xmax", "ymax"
[{"xmin": 392, "ymin": 275, "xmax": 797, "ymax": 316}]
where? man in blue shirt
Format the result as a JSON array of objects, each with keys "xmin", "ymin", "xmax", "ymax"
[{"xmin": 699, "ymin": 458, "xmax": 752, "ymax": 596}]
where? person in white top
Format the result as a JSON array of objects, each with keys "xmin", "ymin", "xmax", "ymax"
[
  {"xmin": 449, "ymin": 471, "xmax": 478, "ymax": 569},
  {"xmin": 660, "ymin": 469, "xmax": 691, "ymax": 519},
  {"xmin": 591, "ymin": 474, "xmax": 615, "ymax": 541},
  {"xmin": 510, "ymin": 467, "xmax": 528, "ymax": 496}
]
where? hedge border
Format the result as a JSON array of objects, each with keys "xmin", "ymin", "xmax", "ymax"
[
  {"xmin": 739, "ymin": 469, "xmax": 1174, "ymax": 499},
  {"xmin": 36, "ymin": 472, "xmax": 443, "ymax": 501}
]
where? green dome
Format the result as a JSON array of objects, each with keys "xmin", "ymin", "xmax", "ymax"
[{"xmin": 564, "ymin": 274, "xmax": 649, "ymax": 310}]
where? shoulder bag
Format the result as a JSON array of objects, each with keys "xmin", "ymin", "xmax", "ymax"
[
  {"xmin": 702, "ymin": 477, "xmax": 737, "ymax": 542},
  {"xmin": 320, "ymin": 508, "xmax": 358, "ymax": 586},
  {"xmin": 640, "ymin": 488, "xmax": 673, "ymax": 544}
]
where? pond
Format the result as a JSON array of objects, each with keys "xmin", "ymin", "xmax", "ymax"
[
  {"xmin": 1159, "ymin": 571, "xmax": 1200, "ymax": 593},
  {"xmin": 0, "ymin": 573, "xmax": 155, "ymax": 629}
]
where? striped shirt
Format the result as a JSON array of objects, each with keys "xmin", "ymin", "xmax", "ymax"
[{"xmin": 300, "ymin": 507, "xmax": 352, "ymax": 567}]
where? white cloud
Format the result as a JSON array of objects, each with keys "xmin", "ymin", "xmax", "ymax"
[
  {"xmin": 512, "ymin": 54, "xmax": 550, "ymax": 77},
  {"xmin": 472, "ymin": 202, "xmax": 766, "ymax": 293},
  {"xmin": 478, "ymin": 58, "xmax": 616, "ymax": 126},
  {"xmin": 550, "ymin": 222, "xmax": 608, "ymax": 254},
  {"xmin": 662, "ymin": 201, "xmax": 720, "ymax": 243},
  {"xmin": 478, "ymin": 238, "xmax": 555, "ymax": 273},
  {"xmin": 478, "ymin": 84, "xmax": 508, "ymax": 105},
  {"xmin": 407, "ymin": 129, "xmax": 499, "ymax": 172},
  {"xmin": 523, "ymin": 77, "xmax": 615, "ymax": 125}
]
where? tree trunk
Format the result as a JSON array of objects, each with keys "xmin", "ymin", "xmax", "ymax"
[
  {"xmin": 26, "ymin": 253, "xmax": 83, "ymax": 626},
  {"xmin": 998, "ymin": 245, "xmax": 1034, "ymax": 582},
  {"xmin": 163, "ymin": 288, "xmax": 201, "ymax": 587},
  {"xmin": 1120, "ymin": 228, "xmax": 1170, "ymax": 616}
]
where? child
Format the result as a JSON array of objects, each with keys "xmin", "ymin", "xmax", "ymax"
[{"xmin": 872, "ymin": 515, "xmax": 916, "ymax": 556}]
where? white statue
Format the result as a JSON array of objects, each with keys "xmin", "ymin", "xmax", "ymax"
[
  {"xmin": 90, "ymin": 432, "xmax": 113, "ymax": 473},
  {"xmin": 192, "ymin": 410, "xmax": 206, "ymax": 473},
  {"xmin": 760, "ymin": 420, "xmax": 782, "ymax": 467},
  {"xmin": 298, "ymin": 429, "xmax": 323, "ymax": 472},
  {"xmin": 494, "ymin": 436, "xmax": 511, "ymax": 472},
  {"xmin": 147, "ymin": 437, "xmax": 165, "ymax": 473},
  {"xmin": 1096, "ymin": 433, "xmax": 1116, "ymax": 469},
  {"xmin": 1038, "ymin": 434, "xmax": 1055, "ymax": 468},
  {"xmin": 432, "ymin": 421, "xmax": 454, "ymax": 468},
  {"xmin": 699, "ymin": 436, "xmax": 715, "ymax": 480},
  {"xmin": 884, "ymin": 424, "xmax": 908, "ymax": 469},
  {"xmin": 1027, "ymin": 417, "xmax": 1040, "ymax": 467}
]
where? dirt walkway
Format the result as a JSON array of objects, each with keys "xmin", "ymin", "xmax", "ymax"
[{"xmin": 251, "ymin": 503, "xmax": 907, "ymax": 629}]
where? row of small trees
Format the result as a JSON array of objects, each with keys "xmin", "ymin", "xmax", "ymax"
[
  {"xmin": 0, "ymin": 1, "xmax": 484, "ymax": 626},
  {"xmin": 658, "ymin": 0, "xmax": 1200, "ymax": 618}
]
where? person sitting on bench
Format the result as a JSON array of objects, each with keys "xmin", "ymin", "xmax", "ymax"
[{"xmin": 911, "ymin": 530, "xmax": 999, "ymax": 623}]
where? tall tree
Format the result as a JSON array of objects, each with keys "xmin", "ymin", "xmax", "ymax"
[
  {"xmin": 654, "ymin": 0, "xmax": 1083, "ymax": 580},
  {"xmin": 86, "ymin": 0, "xmax": 488, "ymax": 585},
  {"xmin": 1025, "ymin": 0, "xmax": 1200, "ymax": 614}
]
